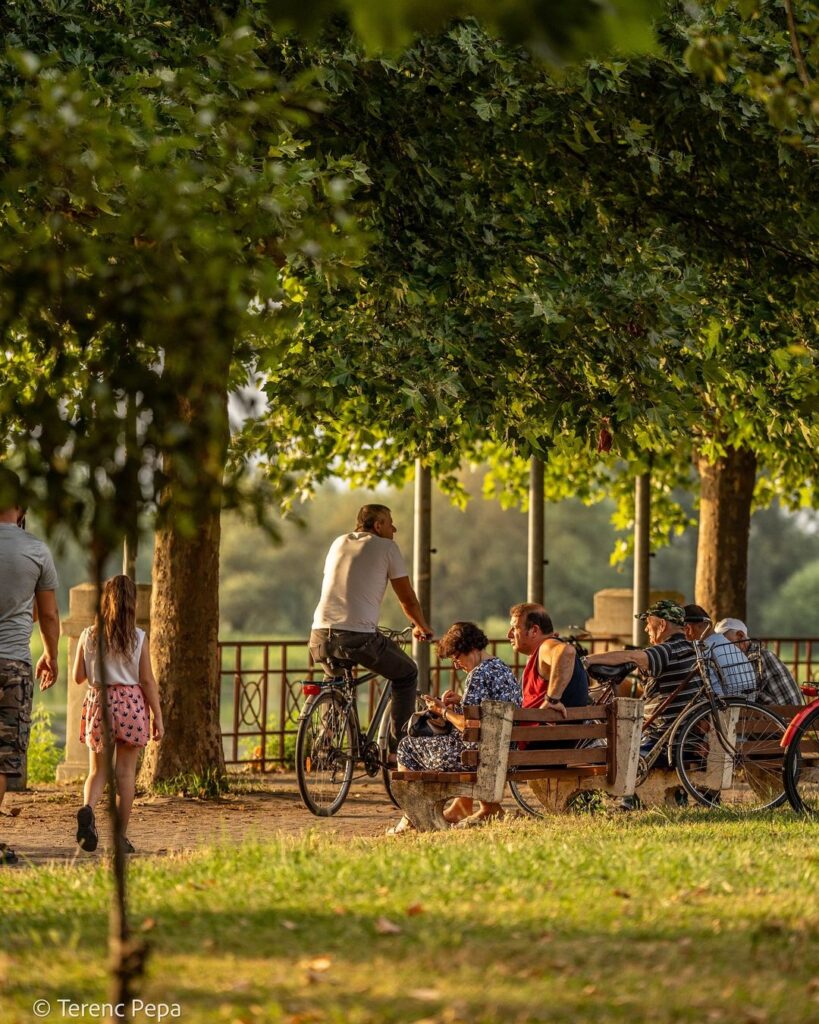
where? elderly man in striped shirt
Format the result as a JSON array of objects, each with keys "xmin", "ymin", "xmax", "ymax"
[{"xmin": 584, "ymin": 599, "xmax": 699, "ymax": 754}]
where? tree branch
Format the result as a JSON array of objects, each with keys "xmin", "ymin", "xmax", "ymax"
[{"xmin": 783, "ymin": 0, "xmax": 812, "ymax": 88}]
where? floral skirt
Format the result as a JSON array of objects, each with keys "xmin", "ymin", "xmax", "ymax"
[{"xmin": 80, "ymin": 685, "xmax": 149, "ymax": 753}]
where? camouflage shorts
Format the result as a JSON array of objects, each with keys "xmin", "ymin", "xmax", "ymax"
[{"xmin": 0, "ymin": 658, "xmax": 34, "ymax": 777}]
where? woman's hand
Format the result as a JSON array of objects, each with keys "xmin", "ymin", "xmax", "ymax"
[
  {"xmin": 441, "ymin": 689, "xmax": 460, "ymax": 707},
  {"xmin": 152, "ymin": 716, "xmax": 165, "ymax": 742},
  {"xmin": 422, "ymin": 694, "xmax": 446, "ymax": 718}
]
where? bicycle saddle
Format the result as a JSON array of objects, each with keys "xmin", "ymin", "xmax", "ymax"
[
  {"xmin": 324, "ymin": 655, "xmax": 357, "ymax": 673},
  {"xmin": 587, "ymin": 662, "xmax": 636, "ymax": 684}
]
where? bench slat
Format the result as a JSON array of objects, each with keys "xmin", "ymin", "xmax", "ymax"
[
  {"xmin": 463, "ymin": 747, "xmax": 608, "ymax": 768},
  {"xmin": 770, "ymin": 704, "xmax": 806, "ymax": 720},
  {"xmin": 512, "ymin": 705, "xmax": 608, "ymax": 723},
  {"xmin": 507, "ymin": 765, "xmax": 609, "ymax": 781},
  {"xmin": 463, "ymin": 723, "xmax": 609, "ymax": 744},
  {"xmin": 391, "ymin": 771, "xmax": 477, "ymax": 783},
  {"xmin": 509, "ymin": 724, "xmax": 607, "ymax": 742}
]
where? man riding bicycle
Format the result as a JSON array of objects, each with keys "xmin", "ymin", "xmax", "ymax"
[{"xmin": 309, "ymin": 504, "xmax": 433, "ymax": 746}]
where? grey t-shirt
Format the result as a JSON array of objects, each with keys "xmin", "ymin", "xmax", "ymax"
[{"xmin": 0, "ymin": 523, "xmax": 59, "ymax": 664}]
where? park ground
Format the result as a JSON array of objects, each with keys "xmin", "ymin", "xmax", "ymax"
[{"xmin": 2, "ymin": 780, "xmax": 819, "ymax": 1023}]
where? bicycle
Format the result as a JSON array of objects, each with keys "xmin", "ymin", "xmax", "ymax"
[
  {"xmin": 295, "ymin": 626, "xmax": 414, "ymax": 816},
  {"xmin": 580, "ymin": 639, "xmax": 788, "ymax": 812},
  {"xmin": 782, "ymin": 681, "xmax": 819, "ymax": 815}
]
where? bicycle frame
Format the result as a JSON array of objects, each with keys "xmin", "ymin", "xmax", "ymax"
[{"xmin": 300, "ymin": 670, "xmax": 393, "ymax": 762}]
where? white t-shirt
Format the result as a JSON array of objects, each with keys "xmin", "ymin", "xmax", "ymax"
[
  {"xmin": 81, "ymin": 626, "xmax": 145, "ymax": 687},
  {"xmin": 312, "ymin": 532, "xmax": 409, "ymax": 632}
]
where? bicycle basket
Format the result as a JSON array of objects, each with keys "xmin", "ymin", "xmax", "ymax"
[{"xmin": 707, "ymin": 638, "xmax": 757, "ymax": 698}]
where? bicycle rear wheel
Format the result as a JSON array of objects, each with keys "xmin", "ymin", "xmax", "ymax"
[
  {"xmin": 507, "ymin": 780, "xmax": 545, "ymax": 818},
  {"xmin": 296, "ymin": 690, "xmax": 355, "ymax": 816},
  {"xmin": 784, "ymin": 705, "xmax": 819, "ymax": 815},
  {"xmin": 675, "ymin": 699, "xmax": 787, "ymax": 811}
]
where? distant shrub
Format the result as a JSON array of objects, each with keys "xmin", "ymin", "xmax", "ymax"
[{"xmin": 27, "ymin": 706, "xmax": 62, "ymax": 783}]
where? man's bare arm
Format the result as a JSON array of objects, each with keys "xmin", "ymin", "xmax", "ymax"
[
  {"xmin": 34, "ymin": 589, "xmax": 61, "ymax": 690},
  {"xmin": 390, "ymin": 576, "xmax": 433, "ymax": 638},
  {"xmin": 585, "ymin": 648, "xmax": 649, "ymax": 672}
]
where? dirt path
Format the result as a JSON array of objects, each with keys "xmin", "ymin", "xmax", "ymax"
[{"xmin": 0, "ymin": 775, "xmax": 399, "ymax": 866}]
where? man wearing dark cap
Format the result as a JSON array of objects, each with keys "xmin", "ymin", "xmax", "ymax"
[
  {"xmin": 585, "ymin": 599, "xmax": 698, "ymax": 747},
  {"xmin": 683, "ymin": 604, "xmax": 712, "ymax": 643},
  {"xmin": 0, "ymin": 468, "xmax": 60, "ymax": 865}
]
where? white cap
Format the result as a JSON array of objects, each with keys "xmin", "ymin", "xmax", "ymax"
[{"xmin": 714, "ymin": 617, "xmax": 748, "ymax": 635}]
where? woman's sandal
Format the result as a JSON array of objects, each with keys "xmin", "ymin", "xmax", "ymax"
[{"xmin": 386, "ymin": 815, "xmax": 415, "ymax": 836}]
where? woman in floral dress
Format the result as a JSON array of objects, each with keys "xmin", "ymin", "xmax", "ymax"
[{"xmin": 392, "ymin": 621, "xmax": 521, "ymax": 830}]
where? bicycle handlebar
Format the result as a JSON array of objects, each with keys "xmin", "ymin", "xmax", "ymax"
[{"xmin": 377, "ymin": 625, "xmax": 415, "ymax": 643}]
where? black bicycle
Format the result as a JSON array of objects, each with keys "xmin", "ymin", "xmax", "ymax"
[{"xmin": 295, "ymin": 626, "xmax": 413, "ymax": 816}]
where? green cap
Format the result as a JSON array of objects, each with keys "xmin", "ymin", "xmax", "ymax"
[{"xmin": 636, "ymin": 599, "xmax": 685, "ymax": 626}]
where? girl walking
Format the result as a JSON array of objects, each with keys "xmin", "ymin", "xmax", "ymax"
[{"xmin": 72, "ymin": 575, "xmax": 164, "ymax": 853}]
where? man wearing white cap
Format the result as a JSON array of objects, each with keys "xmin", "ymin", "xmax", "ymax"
[{"xmin": 714, "ymin": 619, "xmax": 803, "ymax": 706}]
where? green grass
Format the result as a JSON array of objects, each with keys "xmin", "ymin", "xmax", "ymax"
[{"xmin": 3, "ymin": 812, "xmax": 819, "ymax": 1022}]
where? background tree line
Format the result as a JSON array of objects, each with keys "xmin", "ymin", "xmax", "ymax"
[{"xmin": 40, "ymin": 476, "xmax": 819, "ymax": 638}]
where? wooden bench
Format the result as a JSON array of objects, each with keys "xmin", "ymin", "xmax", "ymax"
[
  {"xmin": 390, "ymin": 698, "xmax": 644, "ymax": 831},
  {"xmin": 630, "ymin": 702, "xmax": 806, "ymax": 807}
]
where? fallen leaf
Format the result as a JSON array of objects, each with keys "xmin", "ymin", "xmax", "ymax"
[
  {"xmin": 140, "ymin": 917, "xmax": 157, "ymax": 932},
  {"xmin": 281, "ymin": 920, "xmax": 298, "ymax": 931},
  {"xmin": 375, "ymin": 917, "xmax": 402, "ymax": 935},
  {"xmin": 304, "ymin": 957, "xmax": 332, "ymax": 973},
  {"xmin": 613, "ymin": 889, "xmax": 631, "ymax": 899},
  {"xmin": 406, "ymin": 903, "xmax": 424, "ymax": 917},
  {"xmin": 9, "ymin": 807, "xmax": 21, "ymax": 817},
  {"xmin": 408, "ymin": 988, "xmax": 441, "ymax": 1002}
]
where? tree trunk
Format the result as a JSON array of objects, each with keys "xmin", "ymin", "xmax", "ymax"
[
  {"xmin": 694, "ymin": 447, "xmax": 757, "ymax": 622},
  {"xmin": 139, "ymin": 358, "xmax": 230, "ymax": 786}
]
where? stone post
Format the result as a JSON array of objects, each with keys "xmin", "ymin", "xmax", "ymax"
[{"xmin": 56, "ymin": 582, "xmax": 151, "ymax": 783}]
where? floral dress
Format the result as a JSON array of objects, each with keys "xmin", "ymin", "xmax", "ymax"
[{"xmin": 397, "ymin": 656, "xmax": 522, "ymax": 772}]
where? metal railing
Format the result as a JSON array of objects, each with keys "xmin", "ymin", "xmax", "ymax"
[
  {"xmin": 218, "ymin": 634, "xmax": 624, "ymax": 769},
  {"xmin": 219, "ymin": 635, "xmax": 818, "ymax": 769}
]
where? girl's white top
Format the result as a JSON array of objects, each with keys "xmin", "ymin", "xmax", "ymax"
[{"xmin": 81, "ymin": 626, "xmax": 145, "ymax": 687}]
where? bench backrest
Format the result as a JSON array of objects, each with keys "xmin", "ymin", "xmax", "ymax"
[{"xmin": 461, "ymin": 698, "xmax": 644, "ymax": 797}]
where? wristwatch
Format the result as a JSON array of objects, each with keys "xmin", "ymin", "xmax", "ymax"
[{"xmin": 546, "ymin": 695, "xmax": 562, "ymax": 706}]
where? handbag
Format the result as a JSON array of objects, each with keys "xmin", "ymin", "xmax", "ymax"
[{"xmin": 406, "ymin": 709, "xmax": 452, "ymax": 738}]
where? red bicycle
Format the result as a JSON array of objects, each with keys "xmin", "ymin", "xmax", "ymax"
[{"xmin": 782, "ymin": 683, "xmax": 819, "ymax": 815}]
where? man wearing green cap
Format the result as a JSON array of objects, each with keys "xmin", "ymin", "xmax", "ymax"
[{"xmin": 584, "ymin": 599, "xmax": 698, "ymax": 749}]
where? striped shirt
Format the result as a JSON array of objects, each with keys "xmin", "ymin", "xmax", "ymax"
[{"xmin": 643, "ymin": 632, "xmax": 699, "ymax": 741}]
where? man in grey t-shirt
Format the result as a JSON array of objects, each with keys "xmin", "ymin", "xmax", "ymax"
[
  {"xmin": 0, "ymin": 468, "xmax": 61, "ymax": 865},
  {"xmin": 310, "ymin": 504, "xmax": 433, "ymax": 746}
]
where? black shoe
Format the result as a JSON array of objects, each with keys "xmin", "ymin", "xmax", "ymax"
[
  {"xmin": 118, "ymin": 835, "xmax": 135, "ymax": 855},
  {"xmin": 76, "ymin": 805, "xmax": 98, "ymax": 852},
  {"xmin": 0, "ymin": 843, "xmax": 19, "ymax": 865}
]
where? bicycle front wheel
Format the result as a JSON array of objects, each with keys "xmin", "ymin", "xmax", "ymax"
[
  {"xmin": 675, "ymin": 699, "xmax": 787, "ymax": 811},
  {"xmin": 784, "ymin": 705, "xmax": 819, "ymax": 815},
  {"xmin": 376, "ymin": 698, "xmax": 400, "ymax": 808},
  {"xmin": 296, "ymin": 690, "xmax": 355, "ymax": 816}
]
